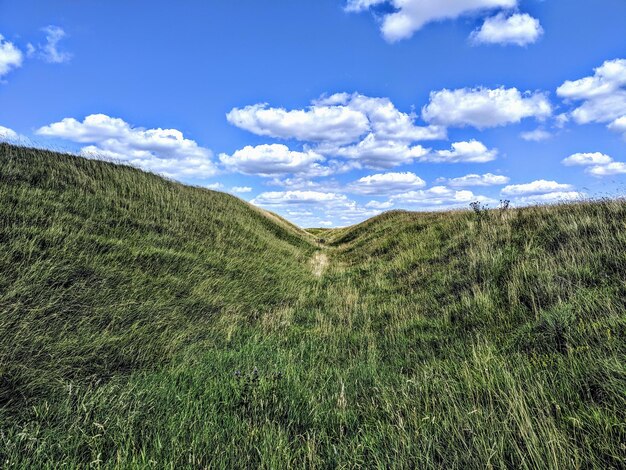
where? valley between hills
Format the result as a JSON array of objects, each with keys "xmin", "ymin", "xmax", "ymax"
[{"xmin": 1, "ymin": 144, "xmax": 625, "ymax": 468}]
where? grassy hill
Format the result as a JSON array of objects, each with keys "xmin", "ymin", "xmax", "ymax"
[{"xmin": 1, "ymin": 144, "xmax": 625, "ymax": 468}]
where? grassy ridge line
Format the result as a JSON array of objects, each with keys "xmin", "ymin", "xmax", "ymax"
[
  {"xmin": 0, "ymin": 144, "xmax": 316, "ymax": 400},
  {"xmin": 323, "ymin": 204, "xmax": 626, "ymax": 467},
  {"xmin": 1, "ymin": 144, "xmax": 625, "ymax": 468}
]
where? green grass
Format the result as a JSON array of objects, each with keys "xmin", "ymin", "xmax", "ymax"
[{"xmin": 1, "ymin": 144, "xmax": 625, "ymax": 468}]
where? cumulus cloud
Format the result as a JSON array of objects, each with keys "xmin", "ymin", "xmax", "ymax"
[
  {"xmin": 1, "ymin": 27, "xmax": 72, "ymax": 81},
  {"xmin": 608, "ymin": 116, "xmax": 626, "ymax": 135},
  {"xmin": 37, "ymin": 114, "xmax": 216, "ymax": 179},
  {"xmin": 252, "ymin": 190, "xmax": 381, "ymax": 227},
  {"xmin": 520, "ymin": 129, "xmax": 552, "ymax": 141},
  {"xmin": 514, "ymin": 191, "xmax": 584, "ymax": 205},
  {"xmin": 325, "ymin": 133, "xmax": 430, "ymax": 168},
  {"xmin": 231, "ymin": 186, "xmax": 253, "ymax": 194},
  {"xmin": 587, "ymin": 162, "xmax": 626, "ymax": 176},
  {"xmin": 344, "ymin": 0, "xmax": 386, "ymax": 12},
  {"xmin": 252, "ymin": 190, "xmax": 349, "ymax": 206},
  {"xmin": 220, "ymin": 144, "xmax": 325, "ymax": 176},
  {"xmin": 501, "ymin": 180, "xmax": 573, "ymax": 196},
  {"xmin": 557, "ymin": 59, "xmax": 626, "ymax": 101},
  {"xmin": 345, "ymin": 0, "xmax": 517, "ymax": 42},
  {"xmin": 365, "ymin": 200, "xmax": 394, "ymax": 209},
  {"xmin": 564, "ymin": 93, "xmax": 626, "ymax": 129},
  {"xmin": 30, "ymin": 26, "xmax": 72, "ymax": 63},
  {"xmin": 227, "ymin": 93, "xmax": 449, "ymax": 172},
  {"xmin": 348, "ymin": 172, "xmax": 426, "ymax": 195},
  {"xmin": 228, "ymin": 93, "xmax": 445, "ymax": 144},
  {"xmin": 470, "ymin": 12, "xmax": 543, "ymax": 46},
  {"xmin": 441, "ymin": 172, "xmax": 510, "ymax": 187},
  {"xmin": 286, "ymin": 209, "xmax": 314, "ymax": 217},
  {"xmin": 0, "ymin": 35, "xmax": 23, "ymax": 79},
  {"xmin": 500, "ymin": 179, "xmax": 584, "ymax": 205},
  {"xmin": 0, "ymin": 125, "xmax": 31, "ymax": 145},
  {"xmin": 0, "ymin": 125, "xmax": 20, "ymax": 142},
  {"xmin": 562, "ymin": 152, "xmax": 626, "ymax": 177},
  {"xmin": 226, "ymin": 103, "xmax": 369, "ymax": 143},
  {"xmin": 266, "ymin": 177, "xmax": 328, "ymax": 190},
  {"xmin": 562, "ymin": 152, "xmax": 613, "ymax": 167},
  {"xmin": 422, "ymin": 87, "xmax": 552, "ymax": 128},
  {"xmin": 391, "ymin": 186, "xmax": 496, "ymax": 210},
  {"xmin": 557, "ymin": 59, "xmax": 626, "ymax": 137},
  {"xmin": 424, "ymin": 140, "xmax": 497, "ymax": 163},
  {"xmin": 204, "ymin": 182, "xmax": 224, "ymax": 190},
  {"xmin": 319, "ymin": 93, "xmax": 446, "ymax": 141}
]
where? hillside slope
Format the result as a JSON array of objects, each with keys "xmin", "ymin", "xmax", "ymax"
[
  {"xmin": 0, "ymin": 144, "xmax": 316, "ymax": 397},
  {"xmin": 1, "ymin": 144, "xmax": 625, "ymax": 468}
]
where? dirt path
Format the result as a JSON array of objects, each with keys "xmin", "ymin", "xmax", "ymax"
[{"xmin": 311, "ymin": 252, "xmax": 329, "ymax": 277}]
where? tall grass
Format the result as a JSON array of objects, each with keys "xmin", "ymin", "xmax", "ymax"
[{"xmin": 1, "ymin": 144, "xmax": 624, "ymax": 468}]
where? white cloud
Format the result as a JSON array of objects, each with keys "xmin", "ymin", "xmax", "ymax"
[
  {"xmin": 0, "ymin": 125, "xmax": 19, "ymax": 142},
  {"xmin": 608, "ymin": 116, "xmax": 626, "ymax": 136},
  {"xmin": 335, "ymin": 204, "xmax": 383, "ymax": 223},
  {"xmin": 227, "ymin": 93, "xmax": 448, "ymax": 173},
  {"xmin": 562, "ymin": 152, "xmax": 626, "ymax": 177},
  {"xmin": 501, "ymin": 180, "xmax": 573, "ymax": 196},
  {"xmin": 228, "ymin": 93, "xmax": 445, "ymax": 144},
  {"xmin": 562, "ymin": 152, "xmax": 613, "ymax": 167},
  {"xmin": 555, "ymin": 113, "xmax": 570, "ymax": 128},
  {"xmin": 424, "ymin": 140, "xmax": 497, "ymax": 163},
  {"xmin": 227, "ymin": 103, "xmax": 368, "ymax": 143},
  {"xmin": 325, "ymin": 133, "xmax": 429, "ymax": 168},
  {"xmin": 231, "ymin": 186, "xmax": 253, "ymax": 193},
  {"xmin": 220, "ymin": 144, "xmax": 325, "ymax": 176},
  {"xmin": 251, "ymin": 190, "xmax": 381, "ymax": 227},
  {"xmin": 267, "ymin": 177, "xmax": 327, "ymax": 190},
  {"xmin": 442, "ymin": 172, "xmax": 510, "ymax": 187},
  {"xmin": 322, "ymin": 93, "xmax": 447, "ymax": 141},
  {"xmin": 204, "ymin": 182, "xmax": 224, "ymax": 190},
  {"xmin": 348, "ymin": 171, "xmax": 426, "ymax": 195},
  {"xmin": 564, "ymin": 93, "xmax": 626, "ymax": 129},
  {"xmin": 0, "ymin": 125, "xmax": 30, "ymax": 145},
  {"xmin": 286, "ymin": 209, "xmax": 314, "ymax": 216},
  {"xmin": 344, "ymin": 0, "xmax": 385, "ymax": 12},
  {"xmin": 0, "ymin": 35, "xmax": 23, "ymax": 79},
  {"xmin": 587, "ymin": 162, "xmax": 626, "ymax": 176},
  {"xmin": 391, "ymin": 186, "xmax": 496, "ymax": 210},
  {"xmin": 557, "ymin": 59, "xmax": 626, "ymax": 137},
  {"xmin": 422, "ymin": 87, "xmax": 552, "ymax": 128},
  {"xmin": 557, "ymin": 59, "xmax": 626, "ymax": 101},
  {"xmin": 36, "ymin": 26, "xmax": 71, "ymax": 63},
  {"xmin": 514, "ymin": 191, "xmax": 585, "ymax": 205},
  {"xmin": 500, "ymin": 179, "xmax": 584, "ymax": 205},
  {"xmin": 1, "ymin": 26, "xmax": 70, "ymax": 80},
  {"xmin": 38, "ymin": 114, "xmax": 129, "ymax": 142},
  {"xmin": 470, "ymin": 13, "xmax": 542, "ymax": 46},
  {"xmin": 365, "ymin": 200, "xmax": 394, "ymax": 209},
  {"xmin": 252, "ymin": 190, "xmax": 349, "ymax": 206},
  {"xmin": 345, "ymin": 0, "xmax": 517, "ymax": 42},
  {"xmin": 36, "ymin": 114, "xmax": 216, "ymax": 179},
  {"xmin": 520, "ymin": 129, "xmax": 552, "ymax": 141}
]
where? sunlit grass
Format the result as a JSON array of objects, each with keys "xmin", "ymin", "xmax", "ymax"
[{"xmin": 1, "ymin": 144, "xmax": 624, "ymax": 468}]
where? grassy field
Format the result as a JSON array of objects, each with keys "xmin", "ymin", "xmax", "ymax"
[{"xmin": 1, "ymin": 144, "xmax": 625, "ymax": 468}]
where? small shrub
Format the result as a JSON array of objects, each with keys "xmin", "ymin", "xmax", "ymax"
[{"xmin": 469, "ymin": 201, "xmax": 489, "ymax": 222}]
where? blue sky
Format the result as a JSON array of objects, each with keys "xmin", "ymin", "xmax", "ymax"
[{"xmin": 1, "ymin": 0, "xmax": 626, "ymax": 227}]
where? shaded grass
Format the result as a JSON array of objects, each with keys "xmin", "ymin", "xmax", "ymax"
[{"xmin": 1, "ymin": 144, "xmax": 625, "ymax": 468}]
